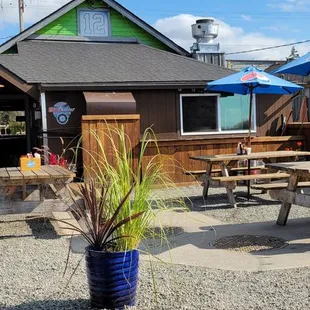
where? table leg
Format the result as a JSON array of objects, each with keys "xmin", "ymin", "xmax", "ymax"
[
  {"xmin": 39, "ymin": 185, "xmax": 45, "ymax": 201},
  {"xmin": 260, "ymin": 159, "xmax": 272, "ymax": 194},
  {"xmin": 203, "ymin": 163, "xmax": 212, "ymax": 199},
  {"xmin": 247, "ymin": 159, "xmax": 251, "ymax": 200},
  {"xmin": 277, "ymin": 174, "xmax": 299, "ymax": 226},
  {"xmin": 220, "ymin": 163, "xmax": 237, "ymax": 208},
  {"xmin": 22, "ymin": 182, "xmax": 27, "ymax": 200},
  {"xmin": 50, "ymin": 179, "xmax": 72, "ymax": 201}
]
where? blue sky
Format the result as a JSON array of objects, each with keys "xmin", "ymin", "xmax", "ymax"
[{"xmin": 1, "ymin": 0, "xmax": 310, "ymax": 59}]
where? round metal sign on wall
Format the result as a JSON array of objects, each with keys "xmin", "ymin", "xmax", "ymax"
[{"xmin": 48, "ymin": 102, "xmax": 75, "ymax": 125}]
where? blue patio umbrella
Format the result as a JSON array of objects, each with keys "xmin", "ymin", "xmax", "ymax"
[
  {"xmin": 271, "ymin": 52, "xmax": 310, "ymax": 76},
  {"xmin": 206, "ymin": 65, "xmax": 303, "ymax": 145}
]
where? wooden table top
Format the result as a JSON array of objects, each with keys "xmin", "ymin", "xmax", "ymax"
[
  {"xmin": 0, "ymin": 165, "xmax": 76, "ymax": 180},
  {"xmin": 266, "ymin": 161, "xmax": 310, "ymax": 175},
  {"xmin": 190, "ymin": 150, "xmax": 310, "ymax": 163}
]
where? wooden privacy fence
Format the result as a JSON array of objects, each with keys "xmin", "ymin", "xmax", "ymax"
[
  {"xmin": 81, "ymin": 115, "xmax": 306, "ymax": 185},
  {"xmin": 81, "ymin": 115, "xmax": 140, "ymax": 180},
  {"xmin": 143, "ymin": 135, "xmax": 307, "ymax": 185}
]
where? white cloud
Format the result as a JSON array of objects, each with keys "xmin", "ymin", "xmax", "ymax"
[
  {"xmin": 153, "ymin": 14, "xmax": 310, "ymax": 60},
  {"xmin": 241, "ymin": 14, "xmax": 252, "ymax": 21},
  {"xmin": 1, "ymin": 0, "xmax": 70, "ymax": 24},
  {"xmin": 1, "ymin": 2, "xmax": 309, "ymax": 62},
  {"xmin": 268, "ymin": 0, "xmax": 310, "ymax": 12}
]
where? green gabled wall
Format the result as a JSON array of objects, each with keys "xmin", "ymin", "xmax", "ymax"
[{"xmin": 36, "ymin": 1, "xmax": 172, "ymax": 51}]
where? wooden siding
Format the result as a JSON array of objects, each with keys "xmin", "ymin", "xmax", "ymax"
[
  {"xmin": 286, "ymin": 123, "xmax": 310, "ymax": 151},
  {"xmin": 36, "ymin": 1, "xmax": 171, "ymax": 51},
  {"xmin": 134, "ymin": 90, "xmax": 179, "ymax": 138},
  {"xmin": 80, "ymin": 114, "xmax": 305, "ymax": 185},
  {"xmin": 81, "ymin": 115, "xmax": 140, "ymax": 180},
  {"xmin": 143, "ymin": 136, "xmax": 307, "ymax": 184},
  {"xmin": 134, "ymin": 90, "xmax": 295, "ymax": 139},
  {"xmin": 256, "ymin": 94, "xmax": 292, "ymax": 136},
  {"xmin": 45, "ymin": 91, "xmax": 86, "ymax": 162},
  {"xmin": 36, "ymin": 8, "xmax": 77, "ymax": 36}
]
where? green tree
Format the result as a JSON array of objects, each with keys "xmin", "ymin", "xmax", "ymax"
[{"xmin": 287, "ymin": 46, "xmax": 299, "ymax": 60}]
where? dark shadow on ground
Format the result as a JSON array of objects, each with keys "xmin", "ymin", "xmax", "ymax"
[
  {"xmin": 3, "ymin": 299, "xmax": 90, "ymax": 309},
  {"xmin": 0, "ymin": 234, "xmax": 33, "ymax": 240},
  {"xmin": 184, "ymin": 192, "xmax": 279, "ymax": 211},
  {"xmin": 0, "ymin": 217, "xmax": 61, "ymax": 240},
  {"xmin": 25, "ymin": 216, "xmax": 61, "ymax": 240}
]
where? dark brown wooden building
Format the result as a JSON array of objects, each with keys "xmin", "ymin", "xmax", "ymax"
[{"xmin": 0, "ymin": 0, "xmax": 304, "ymax": 184}]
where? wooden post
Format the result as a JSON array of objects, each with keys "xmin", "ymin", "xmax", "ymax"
[
  {"xmin": 18, "ymin": 0, "xmax": 24, "ymax": 32},
  {"xmin": 202, "ymin": 163, "xmax": 212, "ymax": 199},
  {"xmin": 25, "ymin": 97, "xmax": 31, "ymax": 153},
  {"xmin": 277, "ymin": 173, "xmax": 299, "ymax": 226},
  {"xmin": 220, "ymin": 163, "xmax": 237, "ymax": 208}
]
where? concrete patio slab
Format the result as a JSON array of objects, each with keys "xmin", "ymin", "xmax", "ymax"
[
  {"xmin": 140, "ymin": 210, "xmax": 310, "ymax": 271},
  {"xmin": 68, "ymin": 209, "xmax": 310, "ymax": 272}
]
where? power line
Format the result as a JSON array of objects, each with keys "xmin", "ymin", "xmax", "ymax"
[{"xmin": 225, "ymin": 39, "xmax": 310, "ymax": 55}]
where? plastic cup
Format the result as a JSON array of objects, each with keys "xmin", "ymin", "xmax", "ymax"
[{"xmin": 246, "ymin": 147, "xmax": 252, "ymax": 155}]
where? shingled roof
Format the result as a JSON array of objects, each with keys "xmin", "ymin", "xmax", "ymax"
[{"xmin": 0, "ymin": 40, "xmax": 234, "ymax": 87}]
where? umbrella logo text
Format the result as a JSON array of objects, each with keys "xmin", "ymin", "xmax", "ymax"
[{"xmin": 240, "ymin": 72, "xmax": 270, "ymax": 83}]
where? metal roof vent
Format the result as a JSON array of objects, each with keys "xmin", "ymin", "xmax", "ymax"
[
  {"xmin": 192, "ymin": 18, "xmax": 219, "ymax": 44},
  {"xmin": 190, "ymin": 18, "xmax": 225, "ymax": 66}
]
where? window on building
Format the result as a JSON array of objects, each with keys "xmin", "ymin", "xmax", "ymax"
[
  {"xmin": 78, "ymin": 9, "xmax": 110, "ymax": 37},
  {"xmin": 180, "ymin": 94, "xmax": 255, "ymax": 135}
]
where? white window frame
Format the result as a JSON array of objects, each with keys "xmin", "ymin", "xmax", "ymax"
[
  {"xmin": 180, "ymin": 93, "xmax": 256, "ymax": 136},
  {"xmin": 78, "ymin": 8, "xmax": 111, "ymax": 37}
]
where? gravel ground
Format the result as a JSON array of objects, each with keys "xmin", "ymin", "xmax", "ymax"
[
  {"xmin": 153, "ymin": 184, "xmax": 310, "ymax": 224},
  {"xmin": 1, "ymin": 186, "xmax": 310, "ymax": 309}
]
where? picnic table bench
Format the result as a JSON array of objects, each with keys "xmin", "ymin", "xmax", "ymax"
[
  {"xmin": 184, "ymin": 165, "xmax": 267, "ymax": 177},
  {"xmin": 265, "ymin": 161, "xmax": 310, "ymax": 226},
  {"xmin": 0, "ymin": 165, "xmax": 76, "ymax": 201},
  {"xmin": 189, "ymin": 150, "xmax": 310, "ymax": 208}
]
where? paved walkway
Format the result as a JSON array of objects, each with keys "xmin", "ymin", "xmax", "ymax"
[
  {"xmin": 66, "ymin": 184, "xmax": 310, "ymax": 272},
  {"xmin": 140, "ymin": 209, "xmax": 310, "ymax": 271}
]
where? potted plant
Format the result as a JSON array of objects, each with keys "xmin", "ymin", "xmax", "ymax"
[
  {"xmin": 59, "ymin": 180, "xmax": 143, "ymax": 309},
  {"xmin": 58, "ymin": 126, "xmax": 183, "ymax": 309}
]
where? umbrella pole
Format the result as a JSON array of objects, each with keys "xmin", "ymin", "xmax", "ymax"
[
  {"xmin": 247, "ymin": 89, "xmax": 253, "ymax": 201},
  {"xmin": 248, "ymin": 89, "xmax": 253, "ymax": 147}
]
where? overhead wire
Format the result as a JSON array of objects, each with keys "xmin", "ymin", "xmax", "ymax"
[
  {"xmin": 0, "ymin": 0, "xmax": 309, "ymax": 56},
  {"xmin": 225, "ymin": 39, "xmax": 310, "ymax": 55}
]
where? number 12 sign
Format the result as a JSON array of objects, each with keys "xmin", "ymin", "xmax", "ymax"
[{"xmin": 78, "ymin": 9, "xmax": 110, "ymax": 37}]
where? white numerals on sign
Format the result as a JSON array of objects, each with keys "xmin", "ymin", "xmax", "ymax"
[{"xmin": 79, "ymin": 10, "xmax": 109, "ymax": 37}]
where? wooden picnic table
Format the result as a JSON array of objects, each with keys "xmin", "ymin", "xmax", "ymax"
[
  {"xmin": 0, "ymin": 165, "xmax": 76, "ymax": 201},
  {"xmin": 265, "ymin": 161, "xmax": 310, "ymax": 226},
  {"xmin": 190, "ymin": 150, "xmax": 310, "ymax": 208}
]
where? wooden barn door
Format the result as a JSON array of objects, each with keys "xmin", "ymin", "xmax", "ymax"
[{"xmin": 81, "ymin": 115, "xmax": 140, "ymax": 180}]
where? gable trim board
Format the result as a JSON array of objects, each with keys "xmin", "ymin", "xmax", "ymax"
[
  {"xmin": 0, "ymin": 65, "xmax": 39, "ymax": 100},
  {"xmin": 0, "ymin": 0, "xmax": 189, "ymax": 56},
  {"xmin": 27, "ymin": 34, "xmax": 141, "ymax": 44}
]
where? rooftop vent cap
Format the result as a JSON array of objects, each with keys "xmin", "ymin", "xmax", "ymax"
[{"xmin": 191, "ymin": 18, "xmax": 219, "ymax": 44}]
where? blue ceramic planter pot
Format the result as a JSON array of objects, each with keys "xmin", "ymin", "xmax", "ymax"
[{"xmin": 85, "ymin": 247, "xmax": 139, "ymax": 309}]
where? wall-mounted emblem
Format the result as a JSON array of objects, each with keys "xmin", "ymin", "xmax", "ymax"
[{"xmin": 48, "ymin": 102, "xmax": 75, "ymax": 125}]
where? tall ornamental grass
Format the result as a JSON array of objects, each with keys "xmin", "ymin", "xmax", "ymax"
[{"xmin": 77, "ymin": 124, "xmax": 184, "ymax": 252}]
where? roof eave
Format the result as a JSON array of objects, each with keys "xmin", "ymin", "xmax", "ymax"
[
  {"xmin": 40, "ymin": 81, "xmax": 209, "ymax": 90},
  {"xmin": 0, "ymin": 0, "xmax": 85, "ymax": 54},
  {"xmin": 0, "ymin": 0, "xmax": 189, "ymax": 56},
  {"xmin": 0, "ymin": 64, "xmax": 39, "ymax": 100}
]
